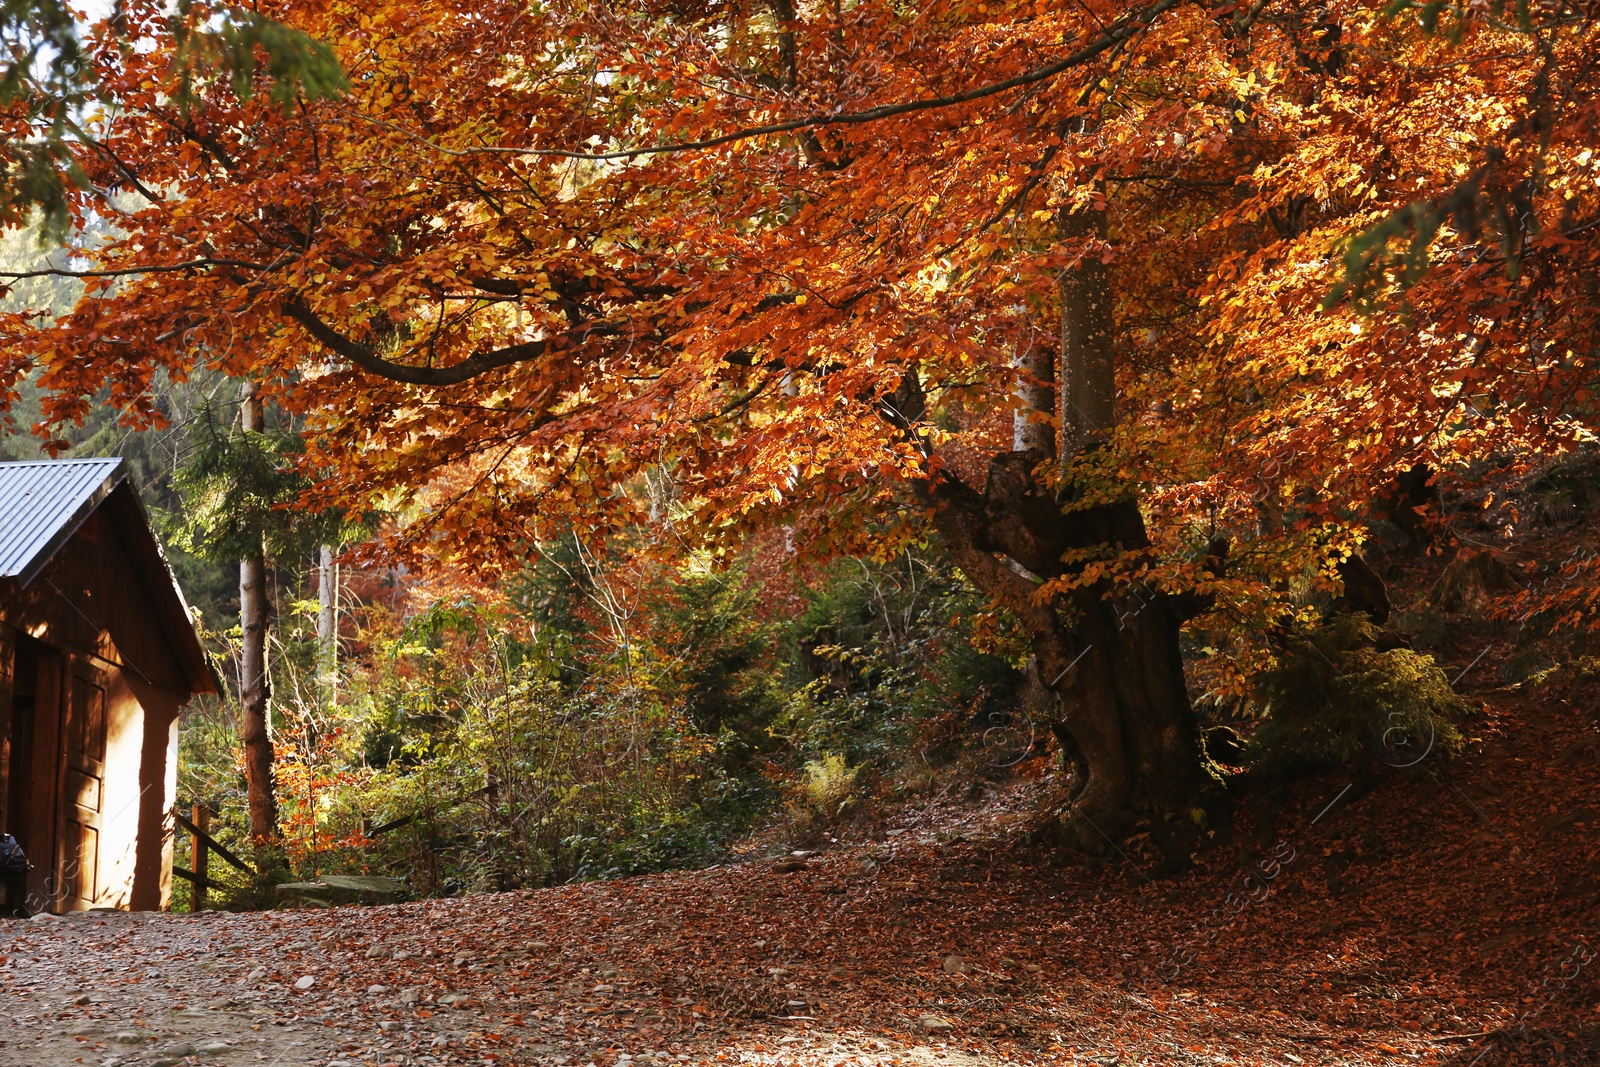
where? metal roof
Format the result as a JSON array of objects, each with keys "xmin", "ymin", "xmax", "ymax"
[
  {"xmin": 0, "ymin": 458, "xmax": 126, "ymax": 587},
  {"xmin": 0, "ymin": 457, "xmax": 216, "ymax": 694}
]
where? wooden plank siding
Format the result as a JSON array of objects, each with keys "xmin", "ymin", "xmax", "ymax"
[{"xmin": 0, "ymin": 467, "xmax": 214, "ymax": 914}]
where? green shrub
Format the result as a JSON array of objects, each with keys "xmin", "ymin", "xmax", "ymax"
[
  {"xmin": 775, "ymin": 550, "xmax": 1022, "ymax": 768},
  {"xmin": 173, "ymin": 540, "xmax": 1029, "ymax": 904},
  {"xmin": 1247, "ymin": 614, "xmax": 1466, "ymax": 775},
  {"xmin": 351, "ymin": 662, "xmax": 740, "ymax": 890}
]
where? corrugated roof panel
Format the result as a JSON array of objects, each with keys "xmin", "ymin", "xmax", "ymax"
[{"xmin": 0, "ymin": 458, "xmax": 126, "ymax": 583}]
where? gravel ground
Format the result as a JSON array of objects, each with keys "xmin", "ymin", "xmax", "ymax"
[{"xmin": 0, "ymin": 908, "xmax": 352, "ymax": 1067}]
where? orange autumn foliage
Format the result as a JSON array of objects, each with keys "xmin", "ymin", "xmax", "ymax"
[{"xmin": 0, "ymin": 0, "xmax": 1595, "ymax": 669}]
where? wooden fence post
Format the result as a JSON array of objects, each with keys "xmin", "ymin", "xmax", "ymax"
[{"xmin": 191, "ymin": 803, "xmax": 208, "ymax": 912}]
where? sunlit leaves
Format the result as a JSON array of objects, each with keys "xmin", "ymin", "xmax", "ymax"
[{"xmin": 0, "ymin": 0, "xmax": 1593, "ymax": 644}]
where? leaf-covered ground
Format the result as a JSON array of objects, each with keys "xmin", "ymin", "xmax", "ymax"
[{"xmin": 3, "ymin": 686, "xmax": 1598, "ymax": 1067}]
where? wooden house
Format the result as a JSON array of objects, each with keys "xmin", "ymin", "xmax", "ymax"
[{"xmin": 0, "ymin": 459, "xmax": 215, "ymax": 913}]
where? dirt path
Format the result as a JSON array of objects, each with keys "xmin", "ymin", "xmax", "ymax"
[
  {"xmin": 0, "ymin": 870, "xmax": 1033, "ymax": 1067},
  {"xmin": 3, "ymin": 693, "xmax": 1597, "ymax": 1067}
]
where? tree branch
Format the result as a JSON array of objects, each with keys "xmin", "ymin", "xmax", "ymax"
[
  {"xmin": 281, "ymin": 296, "xmax": 624, "ymax": 386},
  {"xmin": 0, "ymin": 257, "xmax": 275, "ymax": 280},
  {"xmin": 339, "ymin": 0, "xmax": 1183, "ymax": 163}
]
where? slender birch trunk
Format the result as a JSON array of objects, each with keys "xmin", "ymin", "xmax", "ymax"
[{"xmin": 238, "ymin": 382, "xmax": 279, "ymax": 845}]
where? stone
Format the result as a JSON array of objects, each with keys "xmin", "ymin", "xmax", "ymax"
[
  {"xmin": 246, "ymin": 966, "xmax": 268, "ymax": 981},
  {"xmin": 364, "ymin": 945, "xmax": 389, "ymax": 959},
  {"xmin": 398, "ymin": 987, "xmax": 421, "ymax": 1004},
  {"xmin": 368, "ymin": 984, "xmax": 389, "ymax": 995},
  {"xmin": 942, "ymin": 955, "xmax": 971, "ymax": 974},
  {"xmin": 378, "ymin": 1021, "xmax": 400, "ymax": 1032},
  {"xmin": 162, "ymin": 1043, "xmax": 196, "ymax": 1057},
  {"xmin": 294, "ymin": 975, "xmax": 317, "ymax": 990},
  {"xmin": 276, "ymin": 875, "xmax": 405, "ymax": 906}
]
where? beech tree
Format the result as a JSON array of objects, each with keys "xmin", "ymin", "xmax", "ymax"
[{"xmin": 1, "ymin": 0, "xmax": 1595, "ymax": 850}]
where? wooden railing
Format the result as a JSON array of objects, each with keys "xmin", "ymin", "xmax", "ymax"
[
  {"xmin": 171, "ymin": 803, "xmax": 252, "ymax": 911},
  {"xmin": 168, "ymin": 786, "xmax": 493, "ymax": 911}
]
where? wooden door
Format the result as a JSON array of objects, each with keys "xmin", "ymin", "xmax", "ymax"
[
  {"xmin": 23, "ymin": 646, "xmax": 60, "ymax": 910},
  {"xmin": 0, "ymin": 625, "xmax": 13, "ymax": 837},
  {"xmin": 58, "ymin": 661, "xmax": 107, "ymax": 910}
]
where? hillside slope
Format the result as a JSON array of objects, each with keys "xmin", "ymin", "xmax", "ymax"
[{"xmin": 2, "ymin": 688, "xmax": 1596, "ymax": 1067}]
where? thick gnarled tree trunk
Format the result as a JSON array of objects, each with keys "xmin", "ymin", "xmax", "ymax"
[
  {"xmin": 920, "ymin": 450, "xmax": 1212, "ymax": 854},
  {"xmin": 893, "ymin": 203, "xmax": 1215, "ymax": 857}
]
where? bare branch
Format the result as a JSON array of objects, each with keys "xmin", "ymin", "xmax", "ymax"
[
  {"xmin": 0, "ymin": 257, "xmax": 274, "ymax": 280},
  {"xmin": 339, "ymin": 0, "xmax": 1183, "ymax": 163}
]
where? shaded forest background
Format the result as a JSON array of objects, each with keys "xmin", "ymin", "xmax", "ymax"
[
  {"xmin": 0, "ymin": 0, "xmax": 1592, "ymax": 919},
  {"xmin": 0, "ymin": 218, "xmax": 1033, "ymax": 898},
  {"xmin": 7, "ymin": 216, "xmax": 1598, "ymax": 909}
]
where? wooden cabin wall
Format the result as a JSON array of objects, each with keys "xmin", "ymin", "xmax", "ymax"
[
  {"xmin": 160, "ymin": 717, "xmax": 178, "ymax": 911},
  {"xmin": 0, "ymin": 514, "xmax": 195, "ymax": 912},
  {"xmin": 5, "ymin": 508, "xmax": 192, "ymax": 696},
  {"xmin": 23, "ymin": 643, "xmax": 62, "ymax": 910},
  {"xmin": 0, "ymin": 623, "xmax": 12, "ymax": 834}
]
